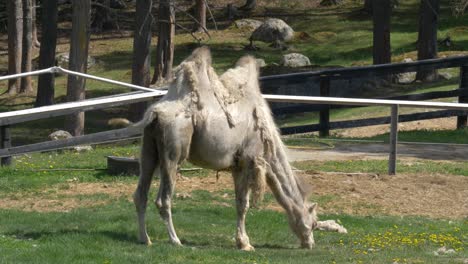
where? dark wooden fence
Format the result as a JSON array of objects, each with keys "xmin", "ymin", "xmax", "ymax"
[
  {"xmin": 1, "ymin": 57, "xmax": 468, "ymax": 166},
  {"xmin": 258, "ymin": 56, "xmax": 468, "ymax": 135}
]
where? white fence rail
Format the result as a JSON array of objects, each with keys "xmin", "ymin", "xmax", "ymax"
[{"xmin": 1, "ymin": 67, "xmax": 468, "ymax": 174}]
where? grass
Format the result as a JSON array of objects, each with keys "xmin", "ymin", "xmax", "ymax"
[
  {"xmin": 0, "ymin": 201, "xmax": 466, "ymax": 263},
  {"xmin": 293, "ymin": 159, "xmax": 468, "ymax": 176},
  {"xmin": 341, "ymin": 128, "xmax": 468, "ymax": 144},
  {"xmin": 284, "ymin": 128, "xmax": 468, "ymax": 144},
  {"xmin": 0, "ymin": 143, "xmax": 467, "ymax": 263}
]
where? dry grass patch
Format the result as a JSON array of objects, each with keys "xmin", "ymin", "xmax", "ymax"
[{"xmin": 1, "ymin": 168, "xmax": 466, "ymax": 220}]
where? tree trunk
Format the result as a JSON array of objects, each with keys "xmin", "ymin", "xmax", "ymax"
[
  {"xmin": 92, "ymin": 0, "xmax": 114, "ymax": 33},
  {"xmin": 416, "ymin": 0, "xmax": 440, "ymax": 82},
  {"xmin": 35, "ymin": 0, "xmax": 58, "ymax": 107},
  {"xmin": 20, "ymin": 0, "xmax": 33, "ymax": 94},
  {"xmin": 151, "ymin": 0, "xmax": 175, "ymax": 84},
  {"xmin": 32, "ymin": 0, "xmax": 40, "ymax": 47},
  {"xmin": 239, "ymin": 0, "xmax": 257, "ymax": 11},
  {"xmin": 364, "ymin": 0, "xmax": 372, "ymax": 13},
  {"xmin": 65, "ymin": 0, "xmax": 91, "ymax": 136},
  {"xmin": 7, "ymin": 0, "xmax": 23, "ymax": 95},
  {"xmin": 129, "ymin": 0, "xmax": 153, "ymax": 122},
  {"xmin": 193, "ymin": 0, "xmax": 206, "ymax": 32},
  {"xmin": 372, "ymin": 0, "xmax": 391, "ymax": 65}
]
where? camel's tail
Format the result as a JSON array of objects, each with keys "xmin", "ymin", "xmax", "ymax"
[{"xmin": 131, "ymin": 107, "xmax": 158, "ymax": 131}]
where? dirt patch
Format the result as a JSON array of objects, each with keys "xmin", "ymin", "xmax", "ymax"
[
  {"xmin": 296, "ymin": 171, "xmax": 468, "ymax": 219},
  {"xmin": 332, "ymin": 117, "xmax": 457, "ymax": 138},
  {"xmin": 1, "ymin": 170, "xmax": 466, "ymax": 219},
  {"xmin": 0, "ymin": 182, "xmax": 134, "ymax": 212}
]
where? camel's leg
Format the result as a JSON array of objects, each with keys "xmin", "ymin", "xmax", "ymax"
[
  {"xmin": 156, "ymin": 156, "xmax": 182, "ymax": 246},
  {"xmin": 232, "ymin": 165, "xmax": 254, "ymax": 251},
  {"xmin": 133, "ymin": 129, "xmax": 158, "ymax": 245}
]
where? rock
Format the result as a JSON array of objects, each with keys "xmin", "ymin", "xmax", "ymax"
[
  {"xmin": 434, "ymin": 246, "xmax": 456, "ymax": 256},
  {"xmin": 234, "ymin": 19, "xmax": 263, "ymax": 31},
  {"xmin": 280, "ymin": 53, "xmax": 311, "ymax": 67},
  {"xmin": 107, "ymin": 118, "xmax": 132, "ymax": 128},
  {"xmin": 438, "ymin": 72, "xmax": 453, "ymax": 80},
  {"xmin": 395, "ymin": 58, "xmax": 416, "ymax": 84},
  {"xmin": 73, "ymin": 145, "xmax": 93, "ymax": 152},
  {"xmin": 49, "ymin": 130, "xmax": 73, "ymax": 141},
  {"xmin": 256, "ymin": 58, "xmax": 266, "ymax": 67},
  {"xmin": 56, "ymin": 53, "xmax": 96, "ymax": 69},
  {"xmin": 250, "ymin": 18, "xmax": 294, "ymax": 43},
  {"xmin": 320, "ymin": 0, "xmax": 343, "ymax": 6},
  {"xmin": 176, "ymin": 192, "xmax": 192, "ymax": 199},
  {"xmin": 48, "ymin": 130, "xmax": 92, "ymax": 152}
]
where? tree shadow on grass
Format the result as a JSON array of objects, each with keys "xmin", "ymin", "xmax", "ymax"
[
  {"xmin": 7, "ymin": 229, "xmax": 136, "ymax": 243},
  {"xmin": 179, "ymin": 239, "xmax": 294, "ymax": 250}
]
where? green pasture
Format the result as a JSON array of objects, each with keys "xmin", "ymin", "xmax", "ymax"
[{"xmin": 0, "ymin": 144, "xmax": 466, "ymax": 263}]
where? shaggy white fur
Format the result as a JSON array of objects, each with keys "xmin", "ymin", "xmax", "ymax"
[{"xmin": 133, "ymin": 47, "xmax": 321, "ymax": 250}]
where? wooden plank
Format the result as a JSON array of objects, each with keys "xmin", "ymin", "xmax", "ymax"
[
  {"xmin": 457, "ymin": 66, "xmax": 468, "ymax": 128},
  {"xmin": 0, "ymin": 127, "xmax": 141, "ymax": 157},
  {"xmin": 0, "ymin": 90, "xmax": 165, "ymax": 126},
  {"xmin": 3, "ymin": 91, "xmax": 467, "ymax": 128},
  {"xmin": 260, "ymin": 55, "xmax": 468, "ymax": 81},
  {"xmin": 381, "ymin": 88, "xmax": 468, "ymax": 101},
  {"xmin": 280, "ymin": 110, "xmax": 467, "ymax": 135},
  {"xmin": 388, "ymin": 105, "xmax": 399, "ymax": 175},
  {"xmin": 0, "ymin": 126, "xmax": 12, "ymax": 165},
  {"xmin": 319, "ymin": 77, "xmax": 330, "ymax": 137}
]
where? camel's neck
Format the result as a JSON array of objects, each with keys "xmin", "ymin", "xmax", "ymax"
[{"xmin": 266, "ymin": 140, "xmax": 306, "ymax": 211}]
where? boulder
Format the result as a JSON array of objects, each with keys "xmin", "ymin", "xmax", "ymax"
[
  {"xmin": 395, "ymin": 58, "xmax": 416, "ymax": 84},
  {"xmin": 48, "ymin": 130, "xmax": 92, "ymax": 152},
  {"xmin": 280, "ymin": 53, "xmax": 311, "ymax": 68},
  {"xmin": 234, "ymin": 19, "xmax": 263, "ymax": 31},
  {"xmin": 73, "ymin": 145, "xmax": 93, "ymax": 152},
  {"xmin": 250, "ymin": 18, "xmax": 294, "ymax": 43},
  {"xmin": 320, "ymin": 0, "xmax": 344, "ymax": 6},
  {"xmin": 49, "ymin": 130, "xmax": 73, "ymax": 141},
  {"xmin": 438, "ymin": 72, "xmax": 453, "ymax": 80}
]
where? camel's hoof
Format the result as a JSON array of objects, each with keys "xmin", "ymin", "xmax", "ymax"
[
  {"xmin": 170, "ymin": 239, "xmax": 183, "ymax": 246},
  {"xmin": 239, "ymin": 244, "xmax": 255, "ymax": 251},
  {"xmin": 300, "ymin": 242, "xmax": 315, "ymax": 249},
  {"xmin": 138, "ymin": 238, "xmax": 152, "ymax": 246}
]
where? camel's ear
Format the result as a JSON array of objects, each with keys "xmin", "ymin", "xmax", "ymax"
[{"xmin": 308, "ymin": 203, "xmax": 317, "ymax": 214}]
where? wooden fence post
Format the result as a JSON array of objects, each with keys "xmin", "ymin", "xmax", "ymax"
[
  {"xmin": 1, "ymin": 126, "xmax": 12, "ymax": 166},
  {"xmin": 319, "ymin": 76, "xmax": 330, "ymax": 137},
  {"xmin": 457, "ymin": 65, "xmax": 468, "ymax": 129},
  {"xmin": 388, "ymin": 105, "xmax": 398, "ymax": 175}
]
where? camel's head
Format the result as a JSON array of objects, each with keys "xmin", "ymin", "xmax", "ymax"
[{"xmin": 291, "ymin": 202, "xmax": 318, "ymax": 249}]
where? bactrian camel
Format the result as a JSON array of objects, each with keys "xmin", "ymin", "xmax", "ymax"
[{"xmin": 133, "ymin": 47, "xmax": 319, "ymax": 250}]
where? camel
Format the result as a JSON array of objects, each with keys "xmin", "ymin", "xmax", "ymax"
[{"xmin": 133, "ymin": 47, "xmax": 318, "ymax": 250}]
